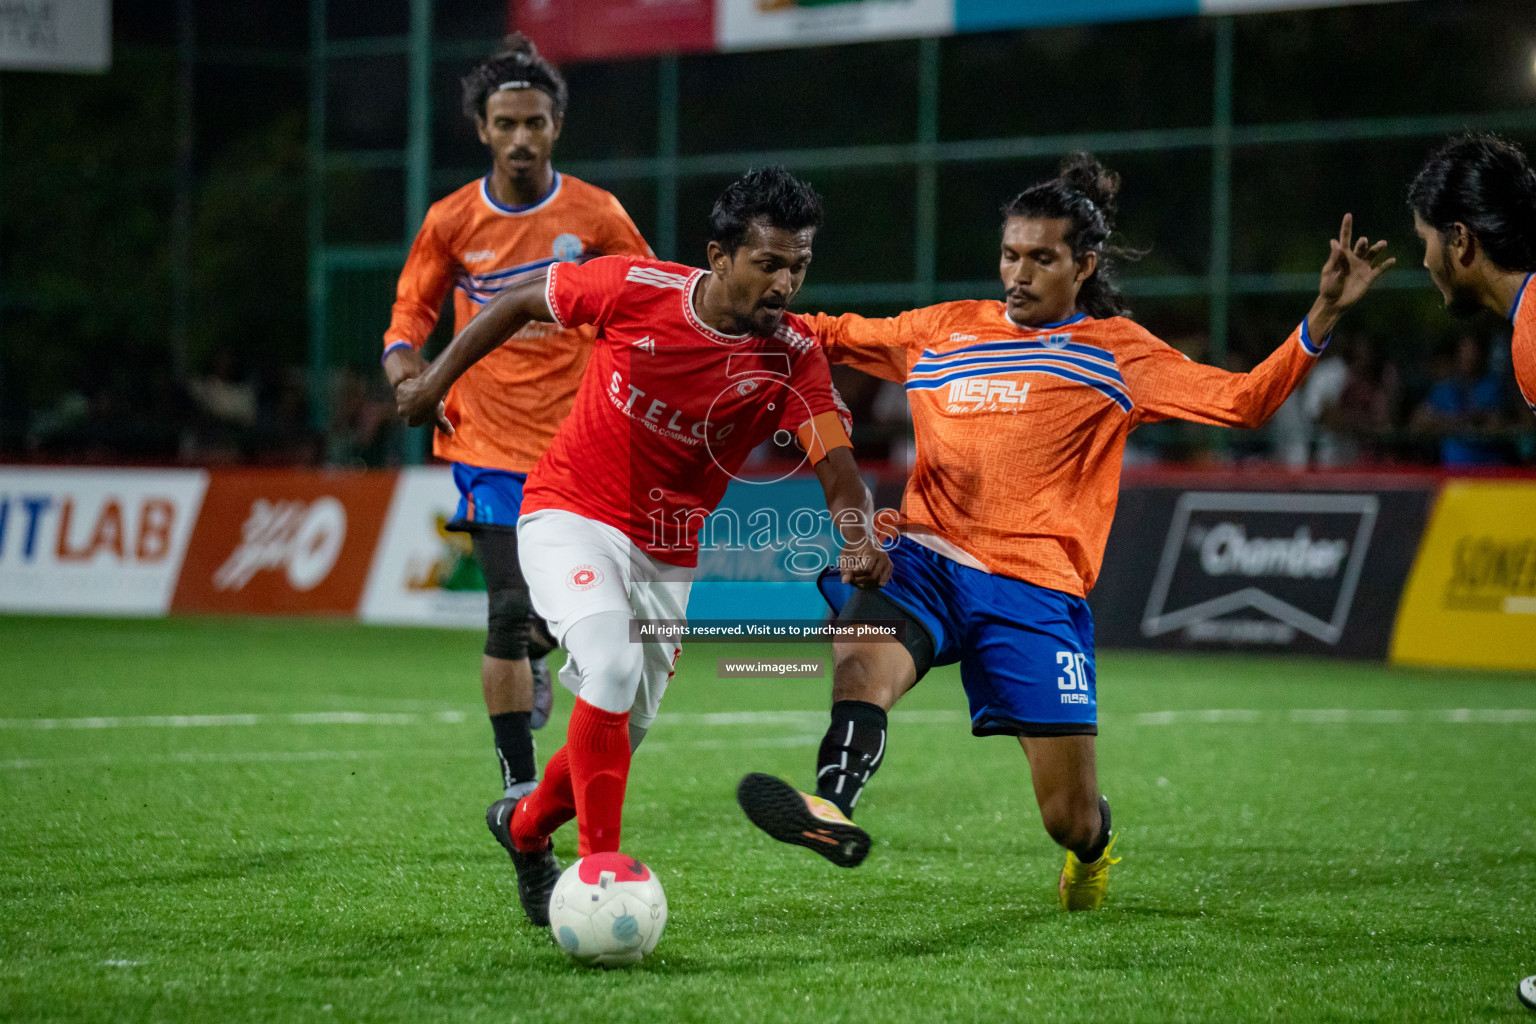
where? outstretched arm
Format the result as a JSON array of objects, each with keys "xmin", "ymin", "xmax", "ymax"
[
  {"xmin": 1126, "ymin": 214, "xmax": 1395, "ymax": 428},
  {"xmin": 808, "ymin": 311, "xmax": 917, "ymax": 383},
  {"xmin": 813, "ymin": 446, "xmax": 892, "ymax": 590},
  {"xmin": 393, "ymin": 271, "xmax": 557, "ymax": 433}
]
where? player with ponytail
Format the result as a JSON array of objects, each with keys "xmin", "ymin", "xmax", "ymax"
[
  {"xmin": 1000, "ymin": 153, "xmax": 1141, "ymax": 321},
  {"xmin": 738, "ymin": 153, "xmax": 1395, "ymax": 911}
]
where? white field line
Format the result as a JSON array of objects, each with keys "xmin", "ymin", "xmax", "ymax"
[
  {"xmin": 1133, "ymin": 708, "xmax": 1536, "ymax": 726},
  {"xmin": 661, "ymin": 710, "xmax": 968, "ymax": 726},
  {"xmin": 0, "ymin": 733, "xmax": 827, "ymax": 771},
  {"xmin": 0, "ymin": 708, "xmax": 1531, "ymax": 735},
  {"xmin": 1132, "ymin": 709, "xmax": 1264, "ymax": 725},
  {"xmin": 0, "ymin": 748, "xmax": 413, "ymax": 770},
  {"xmin": 0, "ymin": 711, "xmax": 471, "ymax": 730}
]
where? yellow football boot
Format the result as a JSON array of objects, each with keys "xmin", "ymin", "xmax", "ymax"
[{"xmin": 1058, "ymin": 831, "xmax": 1120, "ymax": 911}]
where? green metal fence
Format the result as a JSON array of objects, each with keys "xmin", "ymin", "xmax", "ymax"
[{"xmin": 308, "ymin": 4, "xmax": 1536, "ymax": 464}]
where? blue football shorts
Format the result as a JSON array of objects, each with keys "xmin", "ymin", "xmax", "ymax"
[
  {"xmin": 447, "ymin": 462, "xmax": 528, "ymax": 533},
  {"xmin": 819, "ymin": 535, "xmax": 1097, "ymax": 737}
]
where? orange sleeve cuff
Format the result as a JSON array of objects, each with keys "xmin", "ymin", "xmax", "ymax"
[{"xmin": 797, "ymin": 410, "xmax": 853, "ymax": 465}]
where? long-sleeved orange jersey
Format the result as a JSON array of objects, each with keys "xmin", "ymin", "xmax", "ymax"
[
  {"xmin": 384, "ymin": 173, "xmax": 650, "ymax": 471},
  {"xmin": 809, "ymin": 302, "xmax": 1325, "ymax": 597},
  {"xmin": 1512, "ymin": 272, "xmax": 1534, "ymax": 414}
]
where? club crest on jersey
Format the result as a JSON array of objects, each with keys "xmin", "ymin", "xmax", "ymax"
[
  {"xmin": 566, "ymin": 564, "xmax": 604, "ymax": 591},
  {"xmin": 1043, "ymin": 333, "xmax": 1072, "ymax": 349},
  {"xmin": 946, "ymin": 377, "xmax": 1030, "ymax": 413},
  {"xmin": 551, "ymin": 233, "xmax": 584, "ymax": 262}
]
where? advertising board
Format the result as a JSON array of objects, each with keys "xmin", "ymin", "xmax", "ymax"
[
  {"xmin": 0, "ymin": 469, "xmax": 207, "ymax": 615},
  {"xmin": 1091, "ymin": 480, "xmax": 1435, "ymax": 658},
  {"xmin": 1390, "ymin": 480, "xmax": 1536, "ymax": 671},
  {"xmin": 171, "ymin": 471, "xmax": 396, "ymax": 616}
]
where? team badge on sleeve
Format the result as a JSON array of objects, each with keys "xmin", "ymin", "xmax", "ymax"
[{"xmin": 567, "ymin": 564, "xmax": 604, "ymax": 591}]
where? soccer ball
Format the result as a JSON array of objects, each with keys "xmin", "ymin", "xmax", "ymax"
[{"xmin": 548, "ymin": 852, "xmax": 668, "ymax": 967}]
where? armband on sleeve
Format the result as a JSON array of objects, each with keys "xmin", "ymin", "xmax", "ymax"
[{"xmin": 796, "ymin": 410, "xmax": 853, "ymax": 465}]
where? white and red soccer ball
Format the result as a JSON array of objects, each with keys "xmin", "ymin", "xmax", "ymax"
[{"xmin": 548, "ymin": 852, "xmax": 667, "ymax": 967}]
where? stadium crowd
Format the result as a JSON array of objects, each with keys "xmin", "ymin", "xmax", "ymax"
[
  {"xmin": 16, "ymin": 352, "xmax": 399, "ymax": 469},
  {"xmin": 11, "ymin": 323, "xmax": 1534, "ymax": 471}
]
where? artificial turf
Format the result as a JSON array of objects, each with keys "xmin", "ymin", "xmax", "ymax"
[{"xmin": 0, "ymin": 615, "xmax": 1533, "ymax": 1023}]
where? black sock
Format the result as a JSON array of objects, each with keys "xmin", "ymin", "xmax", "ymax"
[
  {"xmin": 1079, "ymin": 795, "xmax": 1112, "ymax": 862},
  {"xmin": 815, "ymin": 700, "xmax": 887, "ymax": 818},
  {"xmin": 490, "ymin": 712, "xmax": 537, "ymax": 794}
]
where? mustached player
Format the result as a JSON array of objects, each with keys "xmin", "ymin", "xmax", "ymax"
[
  {"xmin": 382, "ymin": 36, "xmax": 651, "ymax": 820},
  {"xmin": 396, "ymin": 167, "xmax": 892, "ymax": 926},
  {"xmin": 1409, "ymin": 133, "xmax": 1536, "ymax": 415},
  {"xmin": 1409, "ymin": 133, "xmax": 1536, "ymax": 1017},
  {"xmin": 737, "ymin": 154, "xmax": 1393, "ymax": 911}
]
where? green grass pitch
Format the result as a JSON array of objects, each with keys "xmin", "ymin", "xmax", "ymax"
[{"xmin": 1, "ymin": 615, "xmax": 1533, "ymax": 1022}]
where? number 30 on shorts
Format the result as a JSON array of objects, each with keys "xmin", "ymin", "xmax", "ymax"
[{"xmin": 1056, "ymin": 651, "xmax": 1090, "ymax": 691}]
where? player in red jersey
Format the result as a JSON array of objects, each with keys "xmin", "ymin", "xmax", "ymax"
[
  {"xmin": 737, "ymin": 155, "xmax": 1393, "ymax": 911},
  {"xmin": 396, "ymin": 167, "xmax": 891, "ymax": 926},
  {"xmin": 382, "ymin": 37, "xmax": 651, "ymax": 838},
  {"xmin": 1409, "ymin": 134, "xmax": 1536, "ymax": 415}
]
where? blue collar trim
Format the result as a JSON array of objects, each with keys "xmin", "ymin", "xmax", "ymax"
[
  {"xmin": 480, "ymin": 171, "xmax": 561, "ymax": 215},
  {"xmin": 1509, "ymin": 272, "xmax": 1533, "ymax": 324},
  {"xmin": 1005, "ymin": 309, "xmax": 1089, "ymax": 330}
]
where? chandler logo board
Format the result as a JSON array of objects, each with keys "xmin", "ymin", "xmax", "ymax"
[
  {"xmin": 1390, "ymin": 480, "xmax": 1536, "ymax": 671},
  {"xmin": 172, "ymin": 471, "xmax": 395, "ymax": 615},
  {"xmin": 1091, "ymin": 484, "xmax": 1435, "ymax": 658}
]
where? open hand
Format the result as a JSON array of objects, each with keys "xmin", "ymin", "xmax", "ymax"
[{"xmin": 1319, "ymin": 213, "xmax": 1395, "ymax": 310}]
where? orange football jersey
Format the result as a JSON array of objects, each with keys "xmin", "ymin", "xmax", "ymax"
[
  {"xmin": 385, "ymin": 173, "xmax": 650, "ymax": 471},
  {"xmin": 1512, "ymin": 272, "xmax": 1534, "ymax": 414},
  {"xmin": 809, "ymin": 302, "xmax": 1323, "ymax": 597}
]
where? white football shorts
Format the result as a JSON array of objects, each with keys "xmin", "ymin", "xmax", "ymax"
[{"xmin": 516, "ymin": 508, "xmax": 693, "ymax": 730}]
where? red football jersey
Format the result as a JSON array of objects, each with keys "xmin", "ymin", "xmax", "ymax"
[
  {"xmin": 523, "ymin": 256, "xmax": 844, "ymax": 567},
  {"xmin": 1512, "ymin": 272, "xmax": 1534, "ymax": 414}
]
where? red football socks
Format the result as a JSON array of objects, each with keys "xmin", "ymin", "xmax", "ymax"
[
  {"xmin": 509, "ymin": 746, "xmax": 574, "ymax": 853},
  {"xmin": 565, "ymin": 698, "xmax": 632, "ymax": 857}
]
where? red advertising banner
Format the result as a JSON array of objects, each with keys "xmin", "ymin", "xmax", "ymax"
[
  {"xmin": 510, "ymin": 0, "xmax": 715, "ymax": 64},
  {"xmin": 171, "ymin": 470, "xmax": 397, "ymax": 616}
]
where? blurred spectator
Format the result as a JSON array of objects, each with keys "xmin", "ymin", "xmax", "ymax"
[
  {"xmin": 1410, "ymin": 333, "xmax": 1508, "ymax": 466},
  {"xmin": 328, "ymin": 367, "xmax": 402, "ymax": 467},
  {"xmin": 869, "ymin": 380, "xmax": 915, "ymax": 471},
  {"xmin": 28, "ymin": 391, "xmax": 91, "ymax": 451},
  {"xmin": 187, "ymin": 349, "xmax": 257, "ymax": 428},
  {"xmin": 180, "ymin": 348, "xmax": 257, "ymax": 463},
  {"xmin": 249, "ymin": 365, "xmax": 322, "ymax": 466},
  {"xmin": 1282, "ymin": 334, "xmax": 1401, "ymax": 467},
  {"xmin": 28, "ymin": 356, "xmax": 189, "ymax": 464}
]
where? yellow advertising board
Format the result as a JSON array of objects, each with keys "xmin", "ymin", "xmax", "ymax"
[{"xmin": 1390, "ymin": 480, "xmax": 1536, "ymax": 671}]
